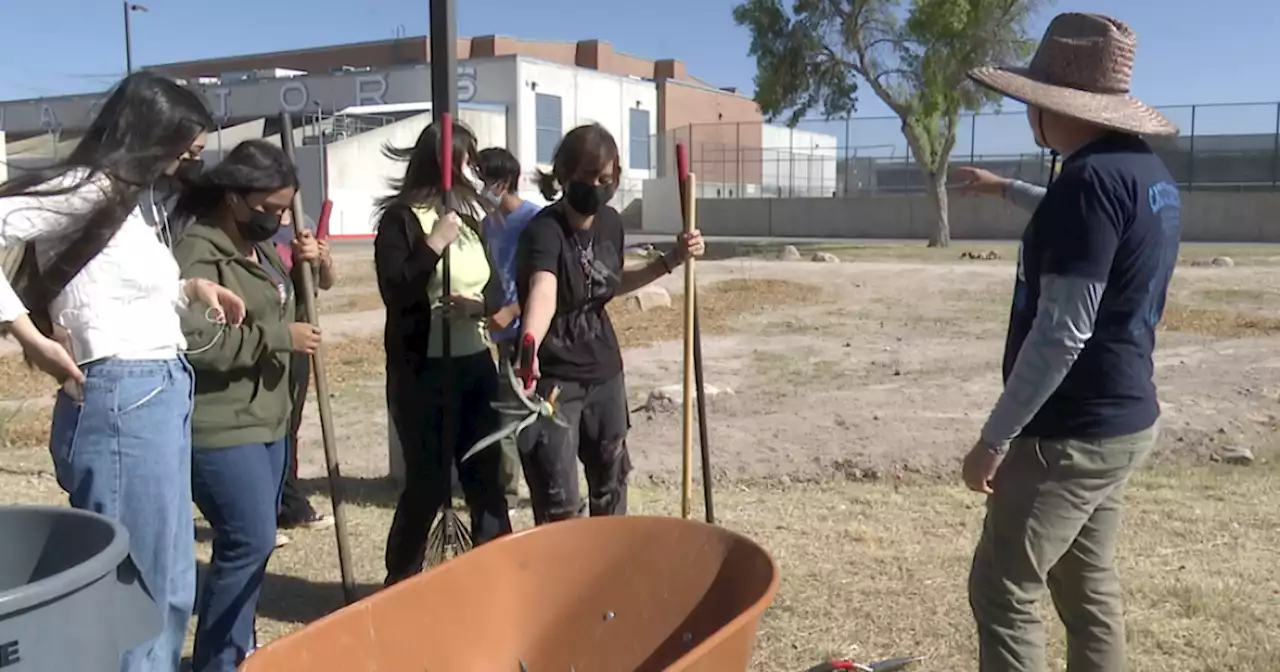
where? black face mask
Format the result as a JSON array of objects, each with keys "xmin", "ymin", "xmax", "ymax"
[
  {"xmin": 173, "ymin": 158, "xmax": 204, "ymax": 185},
  {"xmin": 236, "ymin": 209, "xmax": 282, "ymax": 243},
  {"xmin": 565, "ymin": 181, "xmax": 613, "ymax": 217}
]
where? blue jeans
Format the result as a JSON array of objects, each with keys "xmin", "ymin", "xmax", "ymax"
[
  {"xmin": 48, "ymin": 357, "xmax": 195, "ymax": 672},
  {"xmin": 190, "ymin": 438, "xmax": 287, "ymax": 672}
]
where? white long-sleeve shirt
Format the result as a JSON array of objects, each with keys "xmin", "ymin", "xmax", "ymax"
[{"xmin": 0, "ymin": 168, "xmax": 189, "ymax": 364}]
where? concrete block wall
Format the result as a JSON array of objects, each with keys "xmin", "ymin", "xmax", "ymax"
[{"xmin": 641, "ymin": 188, "xmax": 1280, "ymax": 242}]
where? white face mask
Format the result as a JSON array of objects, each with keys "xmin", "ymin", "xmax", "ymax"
[
  {"xmin": 479, "ymin": 186, "xmax": 501, "ymax": 208},
  {"xmin": 462, "ymin": 164, "xmax": 485, "ymax": 194}
]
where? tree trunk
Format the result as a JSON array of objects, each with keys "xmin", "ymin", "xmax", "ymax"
[{"xmin": 926, "ymin": 170, "xmax": 950, "ymax": 248}]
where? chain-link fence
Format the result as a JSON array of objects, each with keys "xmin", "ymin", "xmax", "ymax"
[{"xmin": 652, "ymin": 102, "xmax": 1280, "ymax": 198}]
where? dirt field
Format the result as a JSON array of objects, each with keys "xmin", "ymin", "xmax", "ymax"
[{"xmin": 2, "ymin": 240, "xmax": 1279, "ymax": 671}]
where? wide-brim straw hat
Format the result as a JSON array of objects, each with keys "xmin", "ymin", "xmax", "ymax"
[{"xmin": 968, "ymin": 13, "xmax": 1178, "ymax": 137}]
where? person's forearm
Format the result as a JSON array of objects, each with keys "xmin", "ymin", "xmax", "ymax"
[
  {"xmin": 1004, "ymin": 180, "xmax": 1048, "ymax": 213},
  {"xmin": 317, "ymin": 259, "xmax": 336, "ymax": 291},
  {"xmin": 618, "ymin": 254, "xmax": 675, "ymax": 295},
  {"xmin": 487, "ymin": 302, "xmax": 520, "ymax": 333},
  {"xmin": 4, "ymin": 314, "xmax": 43, "ymax": 347},
  {"xmin": 521, "ymin": 276, "xmax": 556, "ymax": 346},
  {"xmin": 979, "ymin": 275, "xmax": 1104, "ymax": 448}
]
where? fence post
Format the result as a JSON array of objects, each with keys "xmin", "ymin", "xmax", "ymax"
[
  {"xmin": 969, "ymin": 113, "xmax": 977, "ymax": 163},
  {"xmin": 1187, "ymin": 104, "xmax": 1197, "ymax": 191},
  {"xmin": 736, "ymin": 121, "xmax": 743, "ymax": 198},
  {"xmin": 689, "ymin": 124, "xmax": 696, "ymax": 198},
  {"xmin": 789, "ymin": 126, "xmax": 796, "ymax": 198},
  {"xmin": 1272, "ymin": 102, "xmax": 1279, "ymax": 188}
]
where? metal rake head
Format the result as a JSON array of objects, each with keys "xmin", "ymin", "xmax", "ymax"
[{"xmin": 425, "ymin": 507, "xmax": 472, "ymax": 568}]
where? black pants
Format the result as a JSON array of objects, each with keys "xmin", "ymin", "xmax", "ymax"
[
  {"xmin": 384, "ymin": 351, "xmax": 512, "ymax": 583},
  {"xmin": 278, "ymin": 353, "xmax": 317, "ymax": 526},
  {"xmin": 517, "ymin": 372, "xmax": 632, "ymax": 525}
]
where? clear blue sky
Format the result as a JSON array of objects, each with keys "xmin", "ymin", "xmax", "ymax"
[{"xmin": 3, "ymin": 0, "xmax": 1278, "ymax": 153}]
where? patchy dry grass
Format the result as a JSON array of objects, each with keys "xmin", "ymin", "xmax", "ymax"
[
  {"xmin": 0, "ymin": 354, "xmax": 56, "ymax": 402},
  {"xmin": 322, "ymin": 335, "xmax": 386, "ymax": 390},
  {"xmin": 1161, "ymin": 305, "xmax": 1280, "ymax": 338},
  {"xmin": 0, "ymin": 403, "xmax": 50, "ymax": 450},
  {"xmin": 611, "ymin": 278, "xmax": 828, "ymax": 348},
  {"xmin": 323, "ymin": 291, "xmax": 383, "ymax": 314},
  {"xmin": 787, "ymin": 242, "xmax": 1020, "ymax": 263},
  {"xmin": 95, "ymin": 460, "xmax": 1270, "ymax": 672}
]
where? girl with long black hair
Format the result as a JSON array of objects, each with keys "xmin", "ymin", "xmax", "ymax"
[
  {"xmin": 375, "ymin": 119, "xmax": 512, "ymax": 585},
  {"xmin": 169, "ymin": 139, "xmax": 322, "ymax": 671},
  {"xmin": 0, "ymin": 71, "xmax": 243, "ymax": 672}
]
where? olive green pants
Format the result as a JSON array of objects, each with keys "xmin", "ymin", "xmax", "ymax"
[{"xmin": 968, "ymin": 424, "xmax": 1157, "ymax": 672}]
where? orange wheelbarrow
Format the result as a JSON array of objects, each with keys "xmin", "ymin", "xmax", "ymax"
[{"xmin": 240, "ymin": 516, "xmax": 779, "ymax": 671}]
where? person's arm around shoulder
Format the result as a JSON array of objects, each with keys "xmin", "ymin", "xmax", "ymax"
[{"xmin": 173, "ymin": 236, "xmax": 294, "ymax": 372}]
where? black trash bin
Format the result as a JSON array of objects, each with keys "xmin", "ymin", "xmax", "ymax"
[{"xmin": 0, "ymin": 505, "xmax": 160, "ymax": 671}]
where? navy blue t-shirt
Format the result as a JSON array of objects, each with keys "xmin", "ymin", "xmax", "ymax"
[{"xmin": 1005, "ymin": 133, "xmax": 1181, "ymax": 439}]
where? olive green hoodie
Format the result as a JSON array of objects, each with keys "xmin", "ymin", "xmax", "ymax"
[{"xmin": 174, "ymin": 223, "xmax": 296, "ymax": 449}]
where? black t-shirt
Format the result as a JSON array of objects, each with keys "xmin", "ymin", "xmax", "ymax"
[
  {"xmin": 1005, "ymin": 133, "xmax": 1181, "ymax": 439},
  {"xmin": 516, "ymin": 204, "xmax": 625, "ymax": 384}
]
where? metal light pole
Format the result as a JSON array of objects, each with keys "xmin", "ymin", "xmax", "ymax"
[
  {"xmin": 430, "ymin": 0, "xmax": 458, "ymax": 120},
  {"xmin": 123, "ymin": 3, "xmax": 148, "ymax": 75}
]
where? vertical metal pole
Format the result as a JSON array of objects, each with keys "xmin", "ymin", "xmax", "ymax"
[
  {"xmin": 1187, "ymin": 105, "xmax": 1197, "ymax": 191},
  {"xmin": 788, "ymin": 127, "xmax": 795, "ymax": 197},
  {"xmin": 123, "ymin": 2, "xmax": 133, "ymax": 75},
  {"xmin": 429, "ymin": 0, "xmax": 458, "ymax": 120},
  {"xmin": 844, "ymin": 115, "xmax": 851, "ymax": 196},
  {"xmin": 688, "ymin": 124, "xmax": 695, "ymax": 198},
  {"xmin": 969, "ymin": 113, "xmax": 977, "ymax": 163},
  {"xmin": 316, "ymin": 102, "xmax": 329, "ymax": 201},
  {"xmin": 1271, "ymin": 102, "xmax": 1279, "ymax": 189},
  {"xmin": 736, "ymin": 122, "xmax": 742, "ymax": 198}
]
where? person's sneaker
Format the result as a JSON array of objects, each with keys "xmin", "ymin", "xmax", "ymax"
[{"xmin": 275, "ymin": 531, "xmax": 292, "ymax": 548}]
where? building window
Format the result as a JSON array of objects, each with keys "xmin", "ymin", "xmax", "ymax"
[
  {"xmin": 535, "ymin": 93, "xmax": 562, "ymax": 164},
  {"xmin": 629, "ymin": 108, "xmax": 651, "ymax": 171}
]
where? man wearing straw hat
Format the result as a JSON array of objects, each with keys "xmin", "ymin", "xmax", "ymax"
[{"xmin": 960, "ymin": 13, "xmax": 1181, "ymax": 671}]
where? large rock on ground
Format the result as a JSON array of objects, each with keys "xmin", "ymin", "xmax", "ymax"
[
  {"xmin": 625, "ymin": 286, "xmax": 672, "ymax": 312},
  {"xmin": 777, "ymin": 245, "xmax": 802, "ymax": 261},
  {"xmin": 641, "ymin": 383, "xmax": 735, "ymax": 412}
]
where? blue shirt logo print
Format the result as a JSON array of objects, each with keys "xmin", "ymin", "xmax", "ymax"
[{"xmin": 1140, "ymin": 181, "xmax": 1182, "ymax": 331}]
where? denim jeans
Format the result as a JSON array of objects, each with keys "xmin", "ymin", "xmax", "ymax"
[
  {"xmin": 48, "ymin": 357, "xmax": 195, "ymax": 672},
  {"xmin": 190, "ymin": 438, "xmax": 287, "ymax": 672}
]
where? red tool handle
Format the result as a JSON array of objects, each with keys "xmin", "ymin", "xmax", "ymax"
[
  {"xmin": 518, "ymin": 333, "xmax": 536, "ymax": 389},
  {"xmin": 316, "ymin": 199, "xmax": 332, "ymax": 240}
]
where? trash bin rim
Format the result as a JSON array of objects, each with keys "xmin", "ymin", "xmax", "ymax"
[{"xmin": 0, "ymin": 505, "xmax": 133, "ymax": 617}]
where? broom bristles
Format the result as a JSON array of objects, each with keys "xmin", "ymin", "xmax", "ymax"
[{"xmin": 425, "ymin": 506, "xmax": 473, "ymax": 568}]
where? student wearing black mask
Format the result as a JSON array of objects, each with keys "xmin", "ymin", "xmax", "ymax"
[
  {"xmin": 516, "ymin": 123, "xmax": 705, "ymax": 525},
  {"xmin": 170, "ymin": 139, "xmax": 323, "ymax": 671}
]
